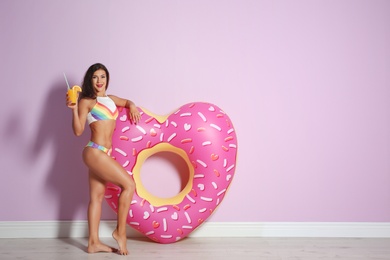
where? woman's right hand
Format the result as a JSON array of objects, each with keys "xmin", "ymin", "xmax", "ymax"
[{"xmin": 66, "ymin": 93, "xmax": 77, "ymax": 110}]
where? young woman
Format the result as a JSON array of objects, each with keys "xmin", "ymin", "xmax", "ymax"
[{"xmin": 66, "ymin": 63, "xmax": 140, "ymax": 255}]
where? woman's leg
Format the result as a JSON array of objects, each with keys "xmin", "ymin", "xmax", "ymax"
[
  {"xmin": 87, "ymin": 171, "xmax": 116, "ymax": 253},
  {"xmin": 83, "ymin": 148, "xmax": 135, "ymax": 255}
]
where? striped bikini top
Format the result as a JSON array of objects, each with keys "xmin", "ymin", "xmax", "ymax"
[{"xmin": 87, "ymin": 96, "xmax": 119, "ymax": 125}]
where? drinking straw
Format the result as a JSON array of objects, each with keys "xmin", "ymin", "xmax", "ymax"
[{"xmin": 63, "ymin": 72, "xmax": 70, "ymax": 90}]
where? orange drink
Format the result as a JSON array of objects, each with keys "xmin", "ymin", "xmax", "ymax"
[{"xmin": 67, "ymin": 85, "xmax": 82, "ymax": 105}]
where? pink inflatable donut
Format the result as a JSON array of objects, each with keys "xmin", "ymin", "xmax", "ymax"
[{"xmin": 105, "ymin": 102, "xmax": 238, "ymax": 244}]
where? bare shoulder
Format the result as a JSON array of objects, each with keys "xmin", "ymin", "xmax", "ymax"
[
  {"xmin": 79, "ymin": 98, "xmax": 95, "ymax": 111},
  {"xmin": 108, "ymin": 95, "xmax": 127, "ymax": 106},
  {"xmin": 108, "ymin": 94, "xmax": 120, "ymax": 101}
]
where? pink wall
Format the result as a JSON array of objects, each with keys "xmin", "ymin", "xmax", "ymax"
[{"xmin": 1, "ymin": 0, "xmax": 389, "ymax": 222}]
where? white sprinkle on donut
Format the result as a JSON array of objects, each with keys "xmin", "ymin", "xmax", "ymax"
[
  {"xmin": 196, "ymin": 159, "xmax": 207, "ymax": 168},
  {"xmin": 171, "ymin": 121, "xmax": 178, "ymax": 127},
  {"xmin": 163, "ymin": 218, "xmax": 167, "ymax": 231},
  {"xmin": 157, "ymin": 207, "xmax": 168, "ymax": 213},
  {"xmin": 226, "ymin": 164, "xmax": 235, "ymax": 172},
  {"xmin": 184, "ymin": 212, "xmax": 192, "ymax": 224},
  {"xmin": 154, "ymin": 124, "xmax": 161, "ymax": 128},
  {"xmin": 229, "ymin": 144, "xmax": 237, "ymax": 149},
  {"xmin": 145, "ymin": 231, "xmax": 155, "ymax": 236},
  {"xmin": 182, "ymin": 225, "xmax": 193, "ymax": 230},
  {"xmin": 115, "ymin": 148, "xmax": 127, "ymax": 157},
  {"xmin": 227, "ymin": 128, "xmax": 234, "ymax": 134},
  {"xmin": 217, "ymin": 189, "xmax": 227, "ymax": 196},
  {"xmin": 202, "ymin": 141, "xmax": 212, "ymax": 146},
  {"xmin": 199, "ymin": 208, "xmax": 207, "ymax": 213},
  {"xmin": 198, "ymin": 112, "xmax": 207, "ymax": 122},
  {"xmin": 123, "ymin": 160, "xmax": 130, "ymax": 167},
  {"xmin": 161, "ymin": 235, "xmax": 173, "ymax": 239},
  {"xmin": 160, "ymin": 133, "xmax": 164, "ymax": 142},
  {"xmin": 131, "ymin": 136, "xmax": 143, "ymax": 142},
  {"xmin": 210, "ymin": 124, "xmax": 221, "ymax": 131},
  {"xmin": 194, "ymin": 174, "xmax": 205, "ymax": 178},
  {"xmin": 136, "ymin": 125, "xmax": 146, "ymax": 134},
  {"xmin": 130, "ymin": 222, "xmax": 140, "ymax": 226},
  {"xmin": 186, "ymin": 194, "xmax": 196, "ymax": 204},
  {"xmin": 168, "ymin": 133, "xmax": 177, "ymax": 142},
  {"xmin": 200, "ymin": 197, "xmax": 213, "ymax": 202},
  {"xmin": 212, "ymin": 182, "xmax": 218, "ymax": 189},
  {"xmin": 121, "ymin": 126, "xmax": 130, "ymax": 133},
  {"xmin": 223, "ymin": 159, "xmax": 228, "ymax": 167},
  {"xmin": 180, "ymin": 113, "xmax": 191, "ymax": 117}
]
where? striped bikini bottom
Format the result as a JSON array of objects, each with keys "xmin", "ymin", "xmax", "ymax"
[{"xmin": 85, "ymin": 141, "xmax": 112, "ymax": 156}]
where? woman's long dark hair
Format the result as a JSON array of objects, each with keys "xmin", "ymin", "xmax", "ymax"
[{"xmin": 80, "ymin": 63, "xmax": 110, "ymax": 99}]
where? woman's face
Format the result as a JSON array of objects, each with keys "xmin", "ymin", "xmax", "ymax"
[{"xmin": 91, "ymin": 69, "xmax": 107, "ymax": 95}]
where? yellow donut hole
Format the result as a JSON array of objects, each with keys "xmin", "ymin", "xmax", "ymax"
[{"xmin": 132, "ymin": 143, "xmax": 194, "ymax": 207}]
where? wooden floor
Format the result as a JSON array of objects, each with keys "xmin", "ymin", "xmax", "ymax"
[{"xmin": 0, "ymin": 237, "xmax": 389, "ymax": 259}]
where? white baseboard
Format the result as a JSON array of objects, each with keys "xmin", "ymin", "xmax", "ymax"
[{"xmin": 0, "ymin": 221, "xmax": 389, "ymax": 238}]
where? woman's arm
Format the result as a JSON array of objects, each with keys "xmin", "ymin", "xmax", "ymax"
[
  {"xmin": 109, "ymin": 95, "xmax": 141, "ymax": 123},
  {"xmin": 67, "ymin": 97, "xmax": 90, "ymax": 136}
]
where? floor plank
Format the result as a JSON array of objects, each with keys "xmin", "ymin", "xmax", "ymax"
[{"xmin": 0, "ymin": 237, "xmax": 389, "ymax": 259}]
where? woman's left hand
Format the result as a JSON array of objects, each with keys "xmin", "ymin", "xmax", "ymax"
[{"xmin": 129, "ymin": 104, "xmax": 141, "ymax": 124}]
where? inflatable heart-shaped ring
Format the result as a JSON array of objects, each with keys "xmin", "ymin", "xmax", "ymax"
[{"xmin": 105, "ymin": 102, "xmax": 238, "ymax": 243}]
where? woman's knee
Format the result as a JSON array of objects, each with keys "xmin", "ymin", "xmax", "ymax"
[
  {"xmin": 120, "ymin": 178, "xmax": 135, "ymax": 194},
  {"xmin": 90, "ymin": 188, "xmax": 105, "ymax": 203},
  {"xmin": 90, "ymin": 186, "xmax": 106, "ymax": 203}
]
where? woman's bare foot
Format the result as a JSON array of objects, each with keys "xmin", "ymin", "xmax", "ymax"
[
  {"xmin": 112, "ymin": 229, "xmax": 129, "ymax": 255},
  {"xmin": 87, "ymin": 241, "xmax": 117, "ymax": 254}
]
